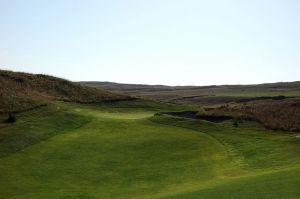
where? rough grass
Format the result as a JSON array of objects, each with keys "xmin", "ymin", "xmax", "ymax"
[
  {"xmin": 197, "ymin": 101, "xmax": 300, "ymax": 132},
  {"xmin": 0, "ymin": 102, "xmax": 299, "ymax": 198},
  {"xmin": 0, "ymin": 70, "xmax": 132, "ymax": 113}
]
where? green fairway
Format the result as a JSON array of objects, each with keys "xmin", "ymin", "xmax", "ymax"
[{"xmin": 0, "ymin": 102, "xmax": 299, "ymax": 198}]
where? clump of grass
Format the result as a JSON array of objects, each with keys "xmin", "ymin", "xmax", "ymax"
[{"xmin": 233, "ymin": 119, "xmax": 239, "ymax": 128}]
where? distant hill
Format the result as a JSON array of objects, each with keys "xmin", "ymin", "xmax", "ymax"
[
  {"xmin": 81, "ymin": 81, "xmax": 300, "ymax": 105},
  {"xmin": 0, "ymin": 70, "xmax": 133, "ymax": 113}
]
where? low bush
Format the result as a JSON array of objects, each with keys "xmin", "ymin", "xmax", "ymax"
[{"xmin": 4, "ymin": 113, "xmax": 16, "ymax": 123}]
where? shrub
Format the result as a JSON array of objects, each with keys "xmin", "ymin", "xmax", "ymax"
[
  {"xmin": 4, "ymin": 113, "xmax": 16, "ymax": 123},
  {"xmin": 233, "ymin": 120, "xmax": 239, "ymax": 128}
]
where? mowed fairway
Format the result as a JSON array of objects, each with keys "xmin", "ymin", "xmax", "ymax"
[{"xmin": 0, "ymin": 102, "xmax": 299, "ymax": 199}]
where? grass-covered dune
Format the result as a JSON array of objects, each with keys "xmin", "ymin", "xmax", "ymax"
[
  {"xmin": 0, "ymin": 101, "xmax": 299, "ymax": 198},
  {"xmin": 0, "ymin": 70, "xmax": 132, "ymax": 113}
]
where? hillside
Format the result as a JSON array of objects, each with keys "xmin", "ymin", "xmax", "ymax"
[
  {"xmin": 0, "ymin": 70, "xmax": 133, "ymax": 113},
  {"xmin": 81, "ymin": 81, "xmax": 300, "ymax": 105}
]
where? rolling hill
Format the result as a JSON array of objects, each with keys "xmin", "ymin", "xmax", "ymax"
[
  {"xmin": 0, "ymin": 70, "xmax": 133, "ymax": 113},
  {"xmin": 81, "ymin": 81, "xmax": 300, "ymax": 105}
]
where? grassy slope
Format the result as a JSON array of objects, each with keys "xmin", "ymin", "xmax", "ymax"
[
  {"xmin": 0, "ymin": 103, "xmax": 92, "ymax": 157},
  {"xmin": 0, "ymin": 70, "xmax": 131, "ymax": 113},
  {"xmin": 0, "ymin": 102, "xmax": 299, "ymax": 198}
]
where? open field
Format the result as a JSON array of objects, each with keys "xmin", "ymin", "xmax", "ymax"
[{"xmin": 0, "ymin": 101, "xmax": 299, "ymax": 198}]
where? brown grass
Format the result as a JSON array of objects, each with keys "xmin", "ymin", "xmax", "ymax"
[
  {"xmin": 0, "ymin": 70, "xmax": 133, "ymax": 113},
  {"xmin": 197, "ymin": 101, "xmax": 300, "ymax": 132}
]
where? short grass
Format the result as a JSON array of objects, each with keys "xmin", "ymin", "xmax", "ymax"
[
  {"xmin": 165, "ymin": 166, "xmax": 300, "ymax": 199},
  {"xmin": 0, "ymin": 101, "xmax": 299, "ymax": 198}
]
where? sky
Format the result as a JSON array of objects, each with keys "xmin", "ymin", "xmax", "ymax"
[{"xmin": 0, "ymin": 0, "xmax": 300, "ymax": 86}]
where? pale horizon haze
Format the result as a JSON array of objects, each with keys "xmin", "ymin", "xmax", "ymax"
[{"xmin": 0, "ymin": 0, "xmax": 300, "ymax": 86}]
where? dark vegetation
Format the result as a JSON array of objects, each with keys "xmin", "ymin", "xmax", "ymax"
[
  {"xmin": 235, "ymin": 95, "xmax": 294, "ymax": 103},
  {"xmin": 160, "ymin": 111, "xmax": 234, "ymax": 123},
  {"xmin": 0, "ymin": 70, "xmax": 133, "ymax": 113},
  {"xmin": 197, "ymin": 101, "xmax": 300, "ymax": 132},
  {"xmin": 4, "ymin": 113, "xmax": 16, "ymax": 123}
]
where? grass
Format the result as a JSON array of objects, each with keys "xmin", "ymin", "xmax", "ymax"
[
  {"xmin": 165, "ymin": 166, "xmax": 300, "ymax": 199},
  {"xmin": 0, "ymin": 104, "xmax": 92, "ymax": 157},
  {"xmin": 0, "ymin": 70, "xmax": 132, "ymax": 113},
  {"xmin": 0, "ymin": 101, "xmax": 299, "ymax": 198}
]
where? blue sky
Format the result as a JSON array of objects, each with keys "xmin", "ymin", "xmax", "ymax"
[{"xmin": 0, "ymin": 0, "xmax": 299, "ymax": 85}]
